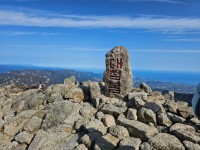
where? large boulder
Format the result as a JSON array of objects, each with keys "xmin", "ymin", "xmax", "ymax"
[
  {"xmin": 100, "ymin": 103, "xmax": 127, "ymax": 117},
  {"xmin": 149, "ymin": 133, "xmax": 185, "ymax": 150},
  {"xmin": 104, "ymin": 46, "xmax": 133, "ymax": 99},
  {"xmin": 170, "ymin": 123, "xmax": 200, "ymax": 144},
  {"xmin": 117, "ymin": 115, "xmax": 159, "ymax": 141},
  {"xmin": 183, "ymin": 140, "xmax": 200, "ymax": 150},
  {"xmin": 3, "ymin": 110, "xmax": 36, "ymax": 142},
  {"xmin": 137, "ymin": 107, "xmax": 156, "ymax": 125},
  {"xmin": 28, "ymin": 130, "xmax": 78, "ymax": 150},
  {"xmin": 12, "ymin": 89, "xmax": 45, "ymax": 111},
  {"xmin": 41, "ymin": 101, "xmax": 82, "ymax": 130}
]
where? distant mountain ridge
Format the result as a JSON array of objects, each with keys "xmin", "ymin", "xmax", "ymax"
[
  {"xmin": 0, "ymin": 64, "xmax": 196, "ymax": 94},
  {"xmin": 0, "ymin": 69, "xmax": 102, "ymax": 87}
]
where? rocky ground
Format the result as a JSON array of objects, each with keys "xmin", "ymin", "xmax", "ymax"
[{"xmin": 0, "ymin": 76, "xmax": 200, "ymax": 150}]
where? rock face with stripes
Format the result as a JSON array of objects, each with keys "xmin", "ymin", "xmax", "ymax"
[{"xmin": 104, "ymin": 46, "xmax": 133, "ymax": 99}]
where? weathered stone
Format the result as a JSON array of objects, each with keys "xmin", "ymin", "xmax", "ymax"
[
  {"xmin": 128, "ymin": 92, "xmax": 147, "ymax": 101},
  {"xmin": 164, "ymin": 100, "xmax": 177, "ymax": 114},
  {"xmin": 170, "ymin": 123, "xmax": 196, "ymax": 131},
  {"xmin": 104, "ymin": 46, "xmax": 133, "ymax": 99},
  {"xmin": 163, "ymin": 91, "xmax": 174, "ymax": 101},
  {"xmin": 74, "ymin": 116, "xmax": 95, "ymax": 131},
  {"xmin": 79, "ymin": 103, "xmax": 96, "ymax": 117},
  {"xmin": 157, "ymin": 113, "xmax": 172, "ymax": 127},
  {"xmin": 89, "ymin": 82, "xmax": 102, "ymax": 101},
  {"xmin": 94, "ymin": 133, "xmax": 120, "ymax": 150},
  {"xmin": 140, "ymin": 83, "xmax": 152, "ymax": 94},
  {"xmin": 102, "ymin": 114, "xmax": 116, "ymax": 127},
  {"xmin": 3, "ymin": 110, "xmax": 36, "ymax": 140},
  {"xmin": 109, "ymin": 125, "xmax": 129, "ymax": 139},
  {"xmin": 167, "ymin": 112, "xmax": 186, "ymax": 123},
  {"xmin": 177, "ymin": 106, "xmax": 194, "ymax": 119},
  {"xmin": 148, "ymin": 92, "xmax": 165, "ymax": 104},
  {"xmin": 149, "ymin": 133, "xmax": 185, "ymax": 150},
  {"xmin": 177, "ymin": 101, "xmax": 188, "ymax": 108},
  {"xmin": 117, "ymin": 115, "xmax": 159, "ymax": 141},
  {"xmin": 74, "ymin": 144, "xmax": 88, "ymax": 150},
  {"xmin": 96, "ymin": 111, "xmax": 105, "ymax": 121},
  {"xmin": 170, "ymin": 123, "xmax": 200, "ymax": 144},
  {"xmin": 15, "ymin": 144, "xmax": 27, "ymax": 150},
  {"xmin": 12, "ymin": 89, "xmax": 45, "ymax": 111},
  {"xmin": 47, "ymin": 93, "xmax": 63, "ymax": 103},
  {"xmin": 127, "ymin": 108, "xmax": 137, "ymax": 120},
  {"xmin": 117, "ymin": 137, "xmax": 141, "ymax": 150},
  {"xmin": 28, "ymin": 130, "xmax": 78, "ymax": 150},
  {"xmin": 41, "ymin": 101, "xmax": 82, "ymax": 130},
  {"xmin": 139, "ymin": 142, "xmax": 152, "ymax": 150},
  {"xmin": 100, "ymin": 103, "xmax": 127, "ymax": 117},
  {"xmin": 15, "ymin": 131, "xmax": 34, "ymax": 144},
  {"xmin": 82, "ymin": 119, "xmax": 107, "ymax": 135},
  {"xmin": 188, "ymin": 117, "xmax": 200, "ymax": 125},
  {"xmin": 138, "ymin": 107, "xmax": 156, "ymax": 125},
  {"xmin": 144, "ymin": 102, "xmax": 166, "ymax": 114},
  {"xmin": 1, "ymin": 141, "xmax": 19, "ymax": 150},
  {"xmin": 183, "ymin": 140, "xmax": 200, "ymax": 150},
  {"xmin": 24, "ymin": 116, "xmax": 43, "ymax": 134},
  {"xmin": 64, "ymin": 76, "xmax": 76, "ymax": 87},
  {"xmin": 65, "ymin": 88, "xmax": 85, "ymax": 103},
  {"xmin": 81, "ymin": 132, "xmax": 102, "ymax": 148}
]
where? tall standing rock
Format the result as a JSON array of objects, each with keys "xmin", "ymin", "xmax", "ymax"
[{"xmin": 104, "ymin": 46, "xmax": 133, "ymax": 99}]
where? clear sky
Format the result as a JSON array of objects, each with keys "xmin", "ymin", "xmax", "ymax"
[{"xmin": 0, "ymin": 0, "xmax": 200, "ymax": 72}]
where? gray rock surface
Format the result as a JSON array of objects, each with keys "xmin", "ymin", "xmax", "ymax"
[
  {"xmin": 149, "ymin": 133, "xmax": 185, "ymax": 150},
  {"xmin": 104, "ymin": 46, "xmax": 133, "ymax": 98},
  {"xmin": 15, "ymin": 131, "xmax": 34, "ymax": 144},
  {"xmin": 117, "ymin": 115, "xmax": 159, "ymax": 141},
  {"xmin": 138, "ymin": 107, "xmax": 156, "ymax": 125},
  {"xmin": 81, "ymin": 132, "xmax": 102, "ymax": 148},
  {"xmin": 28, "ymin": 130, "xmax": 78, "ymax": 150},
  {"xmin": 24, "ymin": 116, "xmax": 43, "ymax": 134},
  {"xmin": 1, "ymin": 78, "xmax": 200, "ymax": 150},
  {"xmin": 170, "ymin": 123, "xmax": 200, "ymax": 144},
  {"xmin": 101, "ymin": 103, "xmax": 127, "ymax": 117},
  {"xmin": 109, "ymin": 125, "xmax": 129, "ymax": 139},
  {"xmin": 140, "ymin": 142, "xmax": 152, "ymax": 150},
  {"xmin": 183, "ymin": 140, "xmax": 200, "ymax": 150},
  {"xmin": 102, "ymin": 114, "xmax": 116, "ymax": 127},
  {"xmin": 127, "ymin": 108, "xmax": 137, "ymax": 120},
  {"xmin": 94, "ymin": 133, "xmax": 119, "ymax": 150},
  {"xmin": 118, "ymin": 137, "xmax": 141, "ymax": 150}
]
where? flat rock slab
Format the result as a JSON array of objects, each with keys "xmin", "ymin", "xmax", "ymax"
[
  {"xmin": 117, "ymin": 115, "xmax": 158, "ymax": 142},
  {"xmin": 28, "ymin": 130, "xmax": 78, "ymax": 150},
  {"xmin": 104, "ymin": 46, "xmax": 133, "ymax": 99},
  {"xmin": 149, "ymin": 133, "xmax": 185, "ymax": 150}
]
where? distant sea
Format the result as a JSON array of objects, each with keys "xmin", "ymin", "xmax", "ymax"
[
  {"xmin": 0, "ymin": 65, "xmax": 199, "ymax": 86},
  {"xmin": 83, "ymin": 69, "xmax": 200, "ymax": 86}
]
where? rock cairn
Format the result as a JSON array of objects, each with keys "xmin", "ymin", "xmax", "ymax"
[
  {"xmin": 0, "ymin": 77, "xmax": 200, "ymax": 150},
  {"xmin": 104, "ymin": 46, "xmax": 133, "ymax": 99}
]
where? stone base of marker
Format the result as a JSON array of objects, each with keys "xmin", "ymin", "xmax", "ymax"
[{"xmin": 104, "ymin": 46, "xmax": 133, "ymax": 99}]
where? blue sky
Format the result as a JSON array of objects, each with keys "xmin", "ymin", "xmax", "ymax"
[{"xmin": 0, "ymin": 0, "xmax": 200, "ymax": 72}]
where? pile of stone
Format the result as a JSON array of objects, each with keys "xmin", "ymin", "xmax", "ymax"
[
  {"xmin": 0, "ymin": 76, "xmax": 199, "ymax": 150},
  {"xmin": 0, "ymin": 46, "xmax": 200, "ymax": 150}
]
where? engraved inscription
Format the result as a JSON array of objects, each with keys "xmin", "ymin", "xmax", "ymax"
[{"xmin": 108, "ymin": 56, "xmax": 123, "ymax": 93}]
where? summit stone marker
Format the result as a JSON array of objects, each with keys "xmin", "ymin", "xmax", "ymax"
[{"xmin": 104, "ymin": 46, "xmax": 133, "ymax": 98}]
